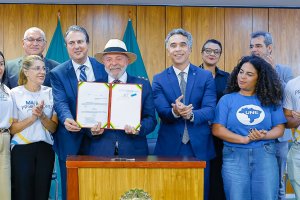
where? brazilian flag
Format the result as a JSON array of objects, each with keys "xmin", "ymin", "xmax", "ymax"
[
  {"xmin": 46, "ymin": 17, "xmax": 68, "ymax": 200},
  {"xmin": 46, "ymin": 18, "xmax": 69, "ymax": 63},
  {"xmin": 123, "ymin": 19, "xmax": 159, "ymax": 139}
]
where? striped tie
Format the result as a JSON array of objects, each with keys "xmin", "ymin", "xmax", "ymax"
[{"xmin": 79, "ymin": 65, "xmax": 87, "ymax": 82}]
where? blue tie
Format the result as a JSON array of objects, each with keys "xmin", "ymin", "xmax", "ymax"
[{"xmin": 79, "ymin": 65, "xmax": 87, "ymax": 82}]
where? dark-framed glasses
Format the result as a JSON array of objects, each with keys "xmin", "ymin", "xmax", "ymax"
[{"xmin": 203, "ymin": 48, "xmax": 221, "ymax": 56}]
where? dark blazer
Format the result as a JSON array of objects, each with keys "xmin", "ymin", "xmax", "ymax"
[
  {"xmin": 50, "ymin": 57, "xmax": 107, "ymax": 161},
  {"xmin": 5, "ymin": 56, "xmax": 59, "ymax": 88},
  {"xmin": 88, "ymin": 74, "xmax": 157, "ymax": 156},
  {"xmin": 152, "ymin": 64, "xmax": 216, "ymax": 160}
]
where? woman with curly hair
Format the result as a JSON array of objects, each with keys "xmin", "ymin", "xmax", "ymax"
[{"xmin": 212, "ymin": 55, "xmax": 286, "ymax": 200}]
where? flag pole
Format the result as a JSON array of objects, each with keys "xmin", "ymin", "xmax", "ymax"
[
  {"xmin": 57, "ymin": 10, "xmax": 61, "ymax": 20},
  {"xmin": 128, "ymin": 11, "xmax": 131, "ymax": 21}
]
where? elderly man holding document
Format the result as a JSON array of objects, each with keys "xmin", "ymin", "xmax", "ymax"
[{"xmin": 83, "ymin": 39, "xmax": 157, "ymax": 156}]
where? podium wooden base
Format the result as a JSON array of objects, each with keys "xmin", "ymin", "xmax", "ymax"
[{"xmin": 67, "ymin": 156, "xmax": 205, "ymax": 200}]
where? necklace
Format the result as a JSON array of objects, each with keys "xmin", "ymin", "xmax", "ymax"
[{"xmin": 24, "ymin": 85, "xmax": 42, "ymax": 105}]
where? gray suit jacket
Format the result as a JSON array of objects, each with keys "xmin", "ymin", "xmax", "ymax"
[{"xmin": 4, "ymin": 56, "xmax": 59, "ymax": 89}]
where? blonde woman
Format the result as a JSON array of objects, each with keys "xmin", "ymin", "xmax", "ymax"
[
  {"xmin": 0, "ymin": 51, "xmax": 13, "ymax": 200},
  {"xmin": 10, "ymin": 55, "xmax": 57, "ymax": 200}
]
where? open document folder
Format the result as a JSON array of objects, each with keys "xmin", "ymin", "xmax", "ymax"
[{"xmin": 76, "ymin": 82, "xmax": 142, "ymax": 130}]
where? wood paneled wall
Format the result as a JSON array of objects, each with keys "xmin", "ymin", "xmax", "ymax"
[{"xmin": 1, "ymin": 4, "xmax": 300, "ymax": 81}]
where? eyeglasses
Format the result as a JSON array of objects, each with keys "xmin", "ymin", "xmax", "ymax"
[
  {"xmin": 24, "ymin": 37, "xmax": 45, "ymax": 44},
  {"xmin": 28, "ymin": 66, "xmax": 46, "ymax": 71},
  {"xmin": 203, "ymin": 48, "xmax": 221, "ymax": 56}
]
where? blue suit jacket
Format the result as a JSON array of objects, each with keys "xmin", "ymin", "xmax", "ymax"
[
  {"xmin": 50, "ymin": 57, "xmax": 107, "ymax": 161},
  {"xmin": 87, "ymin": 74, "xmax": 157, "ymax": 156},
  {"xmin": 152, "ymin": 64, "xmax": 216, "ymax": 160}
]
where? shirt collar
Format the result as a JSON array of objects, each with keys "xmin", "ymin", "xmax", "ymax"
[
  {"xmin": 72, "ymin": 57, "xmax": 92, "ymax": 71},
  {"xmin": 173, "ymin": 64, "xmax": 190, "ymax": 76},
  {"xmin": 108, "ymin": 72, "xmax": 128, "ymax": 83}
]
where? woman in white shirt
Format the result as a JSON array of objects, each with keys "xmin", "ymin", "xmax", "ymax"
[
  {"xmin": 10, "ymin": 55, "xmax": 58, "ymax": 200},
  {"xmin": 0, "ymin": 51, "xmax": 13, "ymax": 200}
]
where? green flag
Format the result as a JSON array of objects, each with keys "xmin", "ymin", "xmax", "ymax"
[
  {"xmin": 123, "ymin": 19, "xmax": 159, "ymax": 140},
  {"xmin": 122, "ymin": 20, "xmax": 148, "ymax": 79},
  {"xmin": 47, "ymin": 17, "xmax": 68, "ymax": 200},
  {"xmin": 46, "ymin": 18, "xmax": 69, "ymax": 63}
]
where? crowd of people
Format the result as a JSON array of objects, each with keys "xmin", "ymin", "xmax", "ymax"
[{"xmin": 0, "ymin": 24, "xmax": 299, "ymax": 200}]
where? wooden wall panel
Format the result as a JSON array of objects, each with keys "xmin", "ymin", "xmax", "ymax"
[
  {"xmin": 137, "ymin": 6, "xmax": 166, "ymax": 82},
  {"xmin": 0, "ymin": 5, "xmax": 3, "ymax": 53},
  {"xmin": 77, "ymin": 5, "xmax": 136, "ymax": 57},
  {"xmin": 165, "ymin": 6, "xmax": 182, "ymax": 68},
  {"xmin": 252, "ymin": 8, "xmax": 269, "ymax": 32},
  {"xmin": 269, "ymin": 8, "xmax": 300, "ymax": 77},
  {"xmin": 224, "ymin": 8, "xmax": 253, "ymax": 72},
  {"xmin": 3, "ymin": 4, "xmax": 76, "ymax": 60},
  {"xmin": 1, "ymin": 4, "xmax": 300, "ymax": 78},
  {"xmin": 182, "ymin": 7, "xmax": 225, "ymax": 68}
]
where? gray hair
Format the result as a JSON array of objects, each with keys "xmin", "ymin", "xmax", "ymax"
[
  {"xmin": 65, "ymin": 25, "xmax": 90, "ymax": 43},
  {"xmin": 251, "ymin": 31, "xmax": 273, "ymax": 47},
  {"xmin": 165, "ymin": 28, "xmax": 193, "ymax": 49},
  {"xmin": 23, "ymin": 27, "xmax": 46, "ymax": 41}
]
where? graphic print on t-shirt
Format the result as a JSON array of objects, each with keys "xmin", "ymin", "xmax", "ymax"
[{"xmin": 236, "ymin": 105, "xmax": 265, "ymax": 125}]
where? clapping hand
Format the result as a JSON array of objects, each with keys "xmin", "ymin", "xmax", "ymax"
[
  {"xmin": 32, "ymin": 100, "xmax": 45, "ymax": 119},
  {"xmin": 172, "ymin": 95, "xmax": 193, "ymax": 119}
]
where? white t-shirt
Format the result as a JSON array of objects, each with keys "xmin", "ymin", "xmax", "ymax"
[
  {"xmin": 283, "ymin": 76, "xmax": 300, "ymax": 141},
  {"xmin": 0, "ymin": 84, "xmax": 13, "ymax": 129},
  {"xmin": 10, "ymin": 85, "xmax": 56, "ymax": 148}
]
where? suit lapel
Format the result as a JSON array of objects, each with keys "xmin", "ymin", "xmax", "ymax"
[
  {"xmin": 66, "ymin": 61, "xmax": 78, "ymax": 96},
  {"xmin": 185, "ymin": 65, "xmax": 197, "ymax": 104},
  {"xmin": 126, "ymin": 74, "xmax": 135, "ymax": 83},
  {"xmin": 90, "ymin": 57, "xmax": 104, "ymax": 82},
  {"xmin": 167, "ymin": 67, "xmax": 181, "ymax": 99}
]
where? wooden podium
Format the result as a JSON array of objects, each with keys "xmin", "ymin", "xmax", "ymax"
[{"xmin": 66, "ymin": 156, "xmax": 205, "ymax": 200}]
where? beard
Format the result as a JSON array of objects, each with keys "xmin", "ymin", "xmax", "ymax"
[{"xmin": 105, "ymin": 64, "xmax": 127, "ymax": 80}]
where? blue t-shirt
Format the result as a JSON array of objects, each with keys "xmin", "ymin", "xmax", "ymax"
[{"xmin": 213, "ymin": 92, "xmax": 287, "ymax": 148}]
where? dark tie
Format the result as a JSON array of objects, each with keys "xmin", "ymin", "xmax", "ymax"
[
  {"xmin": 179, "ymin": 72, "xmax": 189, "ymax": 144},
  {"xmin": 79, "ymin": 65, "xmax": 87, "ymax": 82},
  {"xmin": 113, "ymin": 79, "xmax": 121, "ymax": 83}
]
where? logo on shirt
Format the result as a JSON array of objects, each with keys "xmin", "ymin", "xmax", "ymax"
[
  {"xmin": 236, "ymin": 105, "xmax": 265, "ymax": 125},
  {"xmin": 0, "ymin": 93, "xmax": 8, "ymax": 101}
]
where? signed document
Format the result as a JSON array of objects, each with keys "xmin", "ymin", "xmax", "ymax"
[
  {"xmin": 76, "ymin": 82, "xmax": 109, "ymax": 128},
  {"xmin": 110, "ymin": 84, "xmax": 142, "ymax": 130},
  {"xmin": 76, "ymin": 82, "xmax": 142, "ymax": 130}
]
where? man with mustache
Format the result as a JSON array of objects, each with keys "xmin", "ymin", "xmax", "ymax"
[
  {"xmin": 5, "ymin": 27, "xmax": 59, "ymax": 89},
  {"xmin": 87, "ymin": 39, "xmax": 157, "ymax": 156},
  {"xmin": 250, "ymin": 31, "xmax": 293, "ymax": 200}
]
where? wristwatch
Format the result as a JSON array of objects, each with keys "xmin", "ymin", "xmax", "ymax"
[{"xmin": 189, "ymin": 112, "xmax": 194, "ymax": 121}]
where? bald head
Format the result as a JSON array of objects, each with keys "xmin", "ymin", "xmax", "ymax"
[{"xmin": 23, "ymin": 27, "xmax": 47, "ymax": 56}]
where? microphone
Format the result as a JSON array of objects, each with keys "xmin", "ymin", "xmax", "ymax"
[{"xmin": 114, "ymin": 141, "xmax": 119, "ymax": 156}]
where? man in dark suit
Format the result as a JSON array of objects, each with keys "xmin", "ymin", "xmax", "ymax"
[
  {"xmin": 5, "ymin": 27, "xmax": 59, "ymax": 88},
  {"xmin": 50, "ymin": 25, "xmax": 107, "ymax": 200},
  {"xmin": 87, "ymin": 39, "xmax": 157, "ymax": 156},
  {"xmin": 152, "ymin": 28, "xmax": 216, "ymax": 200}
]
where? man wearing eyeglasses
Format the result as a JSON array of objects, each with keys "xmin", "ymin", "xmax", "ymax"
[
  {"xmin": 250, "ymin": 31, "xmax": 293, "ymax": 200},
  {"xmin": 5, "ymin": 27, "xmax": 59, "ymax": 89}
]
